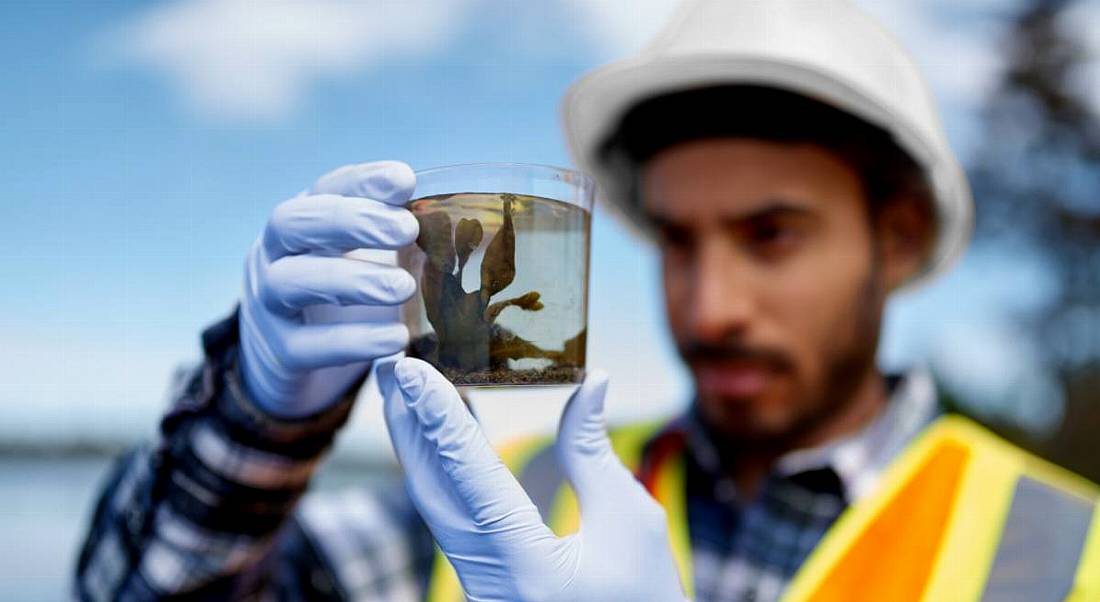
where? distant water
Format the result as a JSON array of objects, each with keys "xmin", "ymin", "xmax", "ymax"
[
  {"xmin": 0, "ymin": 454, "xmax": 400, "ymax": 601},
  {"xmin": 0, "ymin": 457, "xmax": 111, "ymax": 601}
]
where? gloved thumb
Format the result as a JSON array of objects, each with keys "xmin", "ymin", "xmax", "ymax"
[{"xmin": 556, "ymin": 370, "xmax": 640, "ymax": 510}]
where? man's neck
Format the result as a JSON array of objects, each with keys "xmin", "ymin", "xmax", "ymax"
[{"xmin": 728, "ymin": 368, "xmax": 889, "ymax": 499}]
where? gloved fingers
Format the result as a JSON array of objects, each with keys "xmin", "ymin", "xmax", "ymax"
[
  {"xmin": 556, "ymin": 369, "xmax": 614, "ymax": 488},
  {"xmin": 390, "ymin": 358, "xmax": 549, "ymax": 539},
  {"xmin": 377, "ymin": 357, "xmax": 416, "ymax": 469},
  {"xmin": 557, "ymin": 379, "xmax": 674, "ymax": 596},
  {"xmin": 307, "ymin": 160, "xmax": 416, "ymax": 206},
  {"xmin": 259, "ymin": 254, "xmax": 417, "ymax": 316},
  {"xmin": 277, "ymin": 321, "xmax": 409, "ymax": 371},
  {"xmin": 556, "ymin": 370, "xmax": 657, "ymax": 514},
  {"xmin": 378, "ymin": 358, "xmax": 482, "ymax": 536},
  {"xmin": 262, "ymin": 193, "xmax": 419, "ymax": 259}
]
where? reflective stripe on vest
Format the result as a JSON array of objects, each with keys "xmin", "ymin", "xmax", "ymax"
[{"xmin": 427, "ymin": 415, "xmax": 1100, "ymax": 601}]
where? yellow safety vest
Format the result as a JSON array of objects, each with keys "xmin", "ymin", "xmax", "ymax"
[{"xmin": 426, "ymin": 415, "xmax": 1100, "ymax": 601}]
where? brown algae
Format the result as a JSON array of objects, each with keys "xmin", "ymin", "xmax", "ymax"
[{"xmin": 399, "ymin": 192, "xmax": 589, "ymax": 385}]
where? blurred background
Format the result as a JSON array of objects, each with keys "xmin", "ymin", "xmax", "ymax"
[{"xmin": 1, "ymin": 0, "xmax": 1097, "ymax": 598}]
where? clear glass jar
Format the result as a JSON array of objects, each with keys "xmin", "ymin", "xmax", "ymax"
[{"xmin": 398, "ymin": 163, "xmax": 594, "ymax": 386}]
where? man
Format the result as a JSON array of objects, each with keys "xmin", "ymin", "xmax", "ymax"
[{"xmin": 75, "ymin": 1, "xmax": 1100, "ymax": 601}]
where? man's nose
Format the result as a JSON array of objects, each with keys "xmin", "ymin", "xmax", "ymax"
[{"xmin": 687, "ymin": 238, "xmax": 756, "ymax": 342}]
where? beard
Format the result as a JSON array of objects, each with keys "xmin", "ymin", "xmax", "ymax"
[{"xmin": 684, "ymin": 259, "xmax": 887, "ymax": 459}]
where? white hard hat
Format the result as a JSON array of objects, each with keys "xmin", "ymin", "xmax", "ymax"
[{"xmin": 560, "ymin": 0, "xmax": 973, "ymax": 289}]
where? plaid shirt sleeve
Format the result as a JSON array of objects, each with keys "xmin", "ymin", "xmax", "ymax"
[{"xmin": 73, "ymin": 308, "xmax": 435, "ymax": 601}]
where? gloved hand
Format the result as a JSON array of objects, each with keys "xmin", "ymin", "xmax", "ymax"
[
  {"xmin": 239, "ymin": 161, "xmax": 420, "ymax": 417},
  {"xmin": 377, "ymin": 357, "xmax": 689, "ymax": 602}
]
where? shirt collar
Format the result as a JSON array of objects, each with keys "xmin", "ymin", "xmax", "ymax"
[{"xmin": 678, "ymin": 367, "xmax": 941, "ymax": 504}]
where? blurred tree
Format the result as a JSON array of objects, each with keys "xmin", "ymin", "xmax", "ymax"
[{"xmin": 969, "ymin": 0, "xmax": 1100, "ymax": 479}]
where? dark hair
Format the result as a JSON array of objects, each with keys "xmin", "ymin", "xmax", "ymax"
[{"xmin": 597, "ymin": 85, "xmax": 932, "ymax": 215}]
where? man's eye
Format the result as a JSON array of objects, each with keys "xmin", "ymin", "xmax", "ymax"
[
  {"xmin": 753, "ymin": 224, "xmax": 786, "ymax": 241},
  {"xmin": 748, "ymin": 223, "xmax": 800, "ymax": 253},
  {"xmin": 658, "ymin": 226, "xmax": 693, "ymax": 250}
]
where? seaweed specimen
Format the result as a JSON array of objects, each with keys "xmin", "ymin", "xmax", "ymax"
[{"xmin": 414, "ymin": 194, "xmax": 571, "ymax": 375}]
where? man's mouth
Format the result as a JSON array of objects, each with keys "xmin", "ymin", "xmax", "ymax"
[{"xmin": 694, "ymin": 361, "xmax": 775, "ymax": 398}]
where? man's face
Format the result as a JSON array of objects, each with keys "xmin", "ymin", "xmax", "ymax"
[{"xmin": 641, "ymin": 138, "xmax": 918, "ymax": 448}]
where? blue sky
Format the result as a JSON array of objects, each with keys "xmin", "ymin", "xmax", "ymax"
[{"xmin": 1, "ymin": 0, "xmax": 1085, "ymax": 451}]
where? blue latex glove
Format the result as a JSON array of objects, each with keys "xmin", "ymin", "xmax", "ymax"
[
  {"xmin": 377, "ymin": 357, "xmax": 689, "ymax": 602},
  {"xmin": 239, "ymin": 161, "xmax": 420, "ymax": 417}
]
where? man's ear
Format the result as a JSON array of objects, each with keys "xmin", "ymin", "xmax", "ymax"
[{"xmin": 876, "ymin": 195, "xmax": 935, "ymax": 291}]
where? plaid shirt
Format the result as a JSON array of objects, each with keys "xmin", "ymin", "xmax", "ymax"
[{"xmin": 74, "ymin": 310, "xmax": 938, "ymax": 601}]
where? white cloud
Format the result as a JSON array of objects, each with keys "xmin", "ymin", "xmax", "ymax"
[
  {"xmin": 560, "ymin": 0, "xmax": 684, "ymax": 59},
  {"xmin": 1062, "ymin": 0, "xmax": 1100, "ymax": 116},
  {"xmin": 858, "ymin": 1, "xmax": 1009, "ymax": 107},
  {"xmin": 99, "ymin": 0, "xmax": 472, "ymax": 121}
]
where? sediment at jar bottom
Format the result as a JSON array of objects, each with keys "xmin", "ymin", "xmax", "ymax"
[
  {"xmin": 407, "ymin": 332, "xmax": 584, "ymax": 385},
  {"xmin": 433, "ymin": 365, "xmax": 584, "ymax": 386}
]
